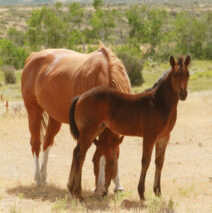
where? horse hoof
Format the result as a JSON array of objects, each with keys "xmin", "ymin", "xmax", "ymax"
[
  {"xmin": 42, "ymin": 180, "xmax": 48, "ymax": 185},
  {"xmin": 140, "ymin": 196, "xmax": 146, "ymax": 201},
  {"xmin": 114, "ymin": 186, "xmax": 125, "ymax": 193},
  {"xmin": 41, "ymin": 174, "xmax": 47, "ymax": 185},
  {"xmin": 94, "ymin": 189, "xmax": 107, "ymax": 199}
]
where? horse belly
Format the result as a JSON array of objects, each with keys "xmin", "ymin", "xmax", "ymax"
[
  {"xmin": 35, "ymin": 71, "xmax": 110, "ymax": 124},
  {"xmin": 105, "ymin": 111, "xmax": 143, "ymax": 137}
]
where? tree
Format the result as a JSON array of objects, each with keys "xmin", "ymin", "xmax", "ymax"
[
  {"xmin": 27, "ymin": 7, "xmax": 66, "ymax": 49},
  {"xmin": 7, "ymin": 28, "xmax": 26, "ymax": 47},
  {"xmin": 174, "ymin": 11, "xmax": 193, "ymax": 54},
  {"xmin": 68, "ymin": 2, "xmax": 84, "ymax": 30},
  {"xmin": 203, "ymin": 11, "xmax": 212, "ymax": 59},
  {"xmin": 90, "ymin": 8, "xmax": 116, "ymax": 42},
  {"xmin": 93, "ymin": 0, "xmax": 103, "ymax": 10},
  {"xmin": 126, "ymin": 6, "xmax": 167, "ymax": 56}
]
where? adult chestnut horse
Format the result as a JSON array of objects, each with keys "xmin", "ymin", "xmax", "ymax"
[
  {"xmin": 69, "ymin": 56, "xmax": 190, "ymax": 200},
  {"xmin": 21, "ymin": 44, "xmax": 131, "ymax": 193}
]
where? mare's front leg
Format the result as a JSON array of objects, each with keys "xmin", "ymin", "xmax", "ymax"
[
  {"xmin": 67, "ymin": 136, "xmax": 93, "ymax": 199},
  {"xmin": 40, "ymin": 116, "xmax": 61, "ymax": 184},
  {"xmin": 153, "ymin": 134, "xmax": 170, "ymax": 197},
  {"xmin": 26, "ymin": 103, "xmax": 43, "ymax": 186},
  {"xmin": 138, "ymin": 135, "xmax": 156, "ymax": 200}
]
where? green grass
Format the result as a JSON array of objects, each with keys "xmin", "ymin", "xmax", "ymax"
[
  {"xmin": 132, "ymin": 60, "xmax": 212, "ymax": 93},
  {"xmin": 0, "ymin": 60, "xmax": 211, "ymax": 101},
  {"xmin": 9, "ymin": 203, "xmax": 22, "ymax": 213},
  {"xmin": 146, "ymin": 192, "xmax": 176, "ymax": 213},
  {"xmin": 0, "ymin": 70, "xmax": 22, "ymax": 100},
  {"xmin": 178, "ymin": 184, "xmax": 194, "ymax": 196},
  {"xmin": 52, "ymin": 194, "xmax": 69, "ymax": 212}
]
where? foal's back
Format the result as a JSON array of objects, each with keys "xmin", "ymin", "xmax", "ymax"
[{"xmin": 75, "ymin": 86, "xmax": 163, "ymax": 137}]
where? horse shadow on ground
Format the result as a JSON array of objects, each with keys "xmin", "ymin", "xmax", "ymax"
[
  {"xmin": 6, "ymin": 184, "xmax": 68, "ymax": 202},
  {"xmin": 6, "ymin": 184, "xmax": 145, "ymax": 211}
]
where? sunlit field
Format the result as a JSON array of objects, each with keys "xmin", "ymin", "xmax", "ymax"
[
  {"xmin": 0, "ymin": 90, "xmax": 212, "ymax": 212},
  {"xmin": 1, "ymin": 58, "xmax": 212, "ymax": 212},
  {"xmin": 1, "ymin": 1, "xmax": 212, "ymax": 212}
]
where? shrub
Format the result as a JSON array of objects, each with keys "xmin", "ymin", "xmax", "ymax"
[
  {"xmin": 0, "ymin": 39, "xmax": 28, "ymax": 69},
  {"xmin": 117, "ymin": 52, "xmax": 144, "ymax": 86},
  {"xmin": 3, "ymin": 65, "xmax": 16, "ymax": 84}
]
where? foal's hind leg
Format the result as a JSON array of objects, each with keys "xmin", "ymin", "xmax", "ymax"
[
  {"xmin": 26, "ymin": 103, "xmax": 43, "ymax": 186},
  {"xmin": 40, "ymin": 116, "xmax": 61, "ymax": 184},
  {"xmin": 153, "ymin": 134, "xmax": 170, "ymax": 197},
  {"xmin": 67, "ymin": 135, "xmax": 93, "ymax": 199}
]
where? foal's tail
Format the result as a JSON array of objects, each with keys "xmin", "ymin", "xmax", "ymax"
[{"xmin": 69, "ymin": 96, "xmax": 80, "ymax": 140}]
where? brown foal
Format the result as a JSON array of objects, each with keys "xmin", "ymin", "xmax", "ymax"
[{"xmin": 68, "ymin": 56, "xmax": 190, "ymax": 200}]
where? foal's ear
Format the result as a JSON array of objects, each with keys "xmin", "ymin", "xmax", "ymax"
[
  {"xmin": 170, "ymin": 56, "xmax": 176, "ymax": 68},
  {"xmin": 184, "ymin": 55, "xmax": 191, "ymax": 67}
]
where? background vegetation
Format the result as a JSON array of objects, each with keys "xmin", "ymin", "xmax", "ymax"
[{"xmin": 0, "ymin": 0, "xmax": 212, "ymax": 93}]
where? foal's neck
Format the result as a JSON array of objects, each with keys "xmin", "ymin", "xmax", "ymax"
[{"xmin": 154, "ymin": 72, "xmax": 179, "ymax": 111}]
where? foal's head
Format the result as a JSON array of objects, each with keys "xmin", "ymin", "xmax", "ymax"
[
  {"xmin": 170, "ymin": 56, "xmax": 190, "ymax": 100},
  {"xmin": 92, "ymin": 129, "xmax": 124, "ymax": 196}
]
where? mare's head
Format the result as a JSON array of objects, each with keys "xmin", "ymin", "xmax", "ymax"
[
  {"xmin": 170, "ymin": 56, "xmax": 191, "ymax": 101},
  {"xmin": 92, "ymin": 129, "xmax": 124, "ymax": 196}
]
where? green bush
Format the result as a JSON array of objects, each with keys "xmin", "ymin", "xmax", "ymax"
[
  {"xmin": 117, "ymin": 52, "xmax": 144, "ymax": 86},
  {"xmin": 0, "ymin": 39, "xmax": 28, "ymax": 69},
  {"xmin": 3, "ymin": 65, "xmax": 16, "ymax": 84}
]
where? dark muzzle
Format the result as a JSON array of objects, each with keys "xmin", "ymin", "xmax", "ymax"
[{"xmin": 179, "ymin": 89, "xmax": 187, "ymax": 101}]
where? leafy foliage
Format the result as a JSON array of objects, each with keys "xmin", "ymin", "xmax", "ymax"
[
  {"xmin": 27, "ymin": 6, "xmax": 66, "ymax": 49},
  {"xmin": 0, "ymin": 1, "xmax": 212, "ymax": 75},
  {"xmin": 0, "ymin": 39, "xmax": 27, "ymax": 69},
  {"xmin": 3, "ymin": 65, "xmax": 16, "ymax": 84}
]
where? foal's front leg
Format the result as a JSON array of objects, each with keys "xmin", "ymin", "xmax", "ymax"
[
  {"xmin": 138, "ymin": 136, "xmax": 156, "ymax": 200},
  {"xmin": 153, "ymin": 134, "xmax": 170, "ymax": 196}
]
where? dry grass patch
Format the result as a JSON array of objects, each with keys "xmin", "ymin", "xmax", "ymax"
[{"xmin": 0, "ymin": 91, "xmax": 212, "ymax": 212}]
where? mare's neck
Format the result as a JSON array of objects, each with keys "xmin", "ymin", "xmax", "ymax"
[{"xmin": 154, "ymin": 72, "xmax": 179, "ymax": 111}]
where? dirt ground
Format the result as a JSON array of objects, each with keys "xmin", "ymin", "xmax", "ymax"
[{"xmin": 0, "ymin": 90, "xmax": 212, "ymax": 213}]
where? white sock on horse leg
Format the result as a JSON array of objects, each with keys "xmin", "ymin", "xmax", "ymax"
[
  {"xmin": 113, "ymin": 168, "xmax": 124, "ymax": 192},
  {"xmin": 34, "ymin": 153, "xmax": 42, "ymax": 186},
  {"xmin": 95, "ymin": 155, "xmax": 107, "ymax": 196},
  {"xmin": 40, "ymin": 146, "xmax": 51, "ymax": 184}
]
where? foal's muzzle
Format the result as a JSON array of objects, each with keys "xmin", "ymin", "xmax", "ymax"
[{"xmin": 179, "ymin": 89, "xmax": 187, "ymax": 101}]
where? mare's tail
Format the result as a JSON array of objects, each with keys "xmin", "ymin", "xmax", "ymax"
[
  {"xmin": 69, "ymin": 96, "xmax": 80, "ymax": 140},
  {"xmin": 40, "ymin": 111, "xmax": 48, "ymax": 143}
]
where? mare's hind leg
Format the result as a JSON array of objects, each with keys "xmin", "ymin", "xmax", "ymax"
[
  {"xmin": 153, "ymin": 134, "xmax": 170, "ymax": 197},
  {"xmin": 138, "ymin": 135, "xmax": 156, "ymax": 200},
  {"xmin": 26, "ymin": 103, "xmax": 43, "ymax": 186},
  {"xmin": 67, "ymin": 135, "xmax": 93, "ymax": 199},
  {"xmin": 40, "ymin": 116, "xmax": 61, "ymax": 184}
]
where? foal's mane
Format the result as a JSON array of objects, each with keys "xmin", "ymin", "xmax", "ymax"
[
  {"xmin": 145, "ymin": 57, "xmax": 186, "ymax": 92},
  {"xmin": 145, "ymin": 70, "xmax": 170, "ymax": 92}
]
